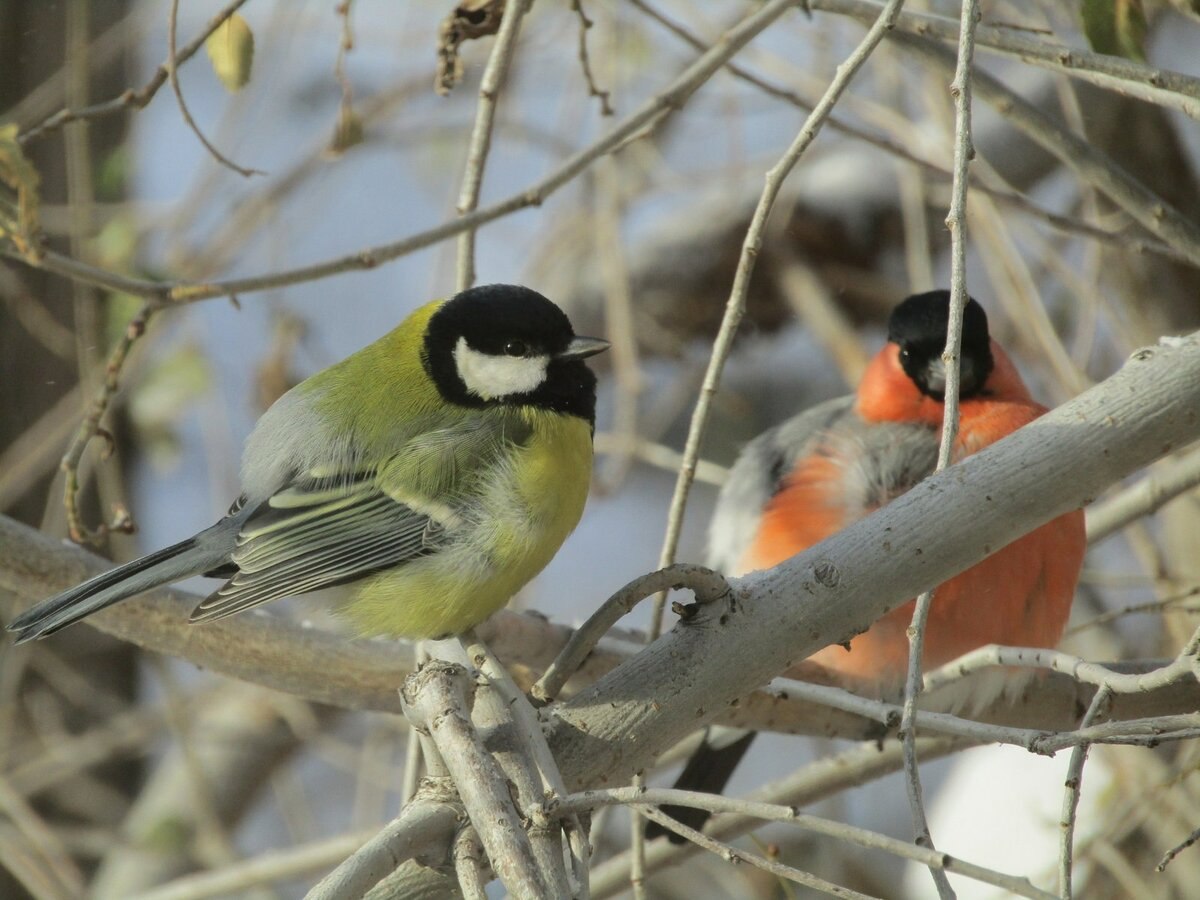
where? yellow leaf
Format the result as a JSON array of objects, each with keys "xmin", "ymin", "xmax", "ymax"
[{"xmin": 205, "ymin": 14, "xmax": 255, "ymax": 92}]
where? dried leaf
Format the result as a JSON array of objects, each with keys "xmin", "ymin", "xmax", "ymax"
[
  {"xmin": 206, "ymin": 13, "xmax": 255, "ymax": 92},
  {"xmin": 1081, "ymin": 0, "xmax": 1148, "ymax": 61},
  {"xmin": 435, "ymin": 0, "xmax": 506, "ymax": 96},
  {"xmin": 0, "ymin": 123, "xmax": 44, "ymax": 262},
  {"xmin": 328, "ymin": 104, "xmax": 365, "ymax": 156}
]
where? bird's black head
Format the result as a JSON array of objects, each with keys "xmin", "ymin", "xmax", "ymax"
[
  {"xmin": 424, "ymin": 284, "xmax": 608, "ymax": 423},
  {"xmin": 887, "ymin": 290, "xmax": 993, "ymax": 400}
]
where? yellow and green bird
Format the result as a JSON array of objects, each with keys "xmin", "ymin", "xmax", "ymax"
[{"xmin": 10, "ymin": 284, "xmax": 608, "ymax": 642}]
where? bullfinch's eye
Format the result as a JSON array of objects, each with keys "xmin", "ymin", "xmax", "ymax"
[{"xmin": 504, "ymin": 341, "xmax": 527, "ymax": 357}]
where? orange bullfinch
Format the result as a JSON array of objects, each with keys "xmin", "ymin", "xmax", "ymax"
[{"xmin": 649, "ymin": 289, "xmax": 1086, "ymax": 841}]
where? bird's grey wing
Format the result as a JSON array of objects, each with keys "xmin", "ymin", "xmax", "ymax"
[
  {"xmin": 707, "ymin": 395, "xmax": 942, "ymax": 571},
  {"xmin": 707, "ymin": 395, "xmax": 855, "ymax": 572},
  {"xmin": 190, "ymin": 472, "xmax": 449, "ymax": 622},
  {"xmin": 191, "ymin": 413, "xmax": 532, "ymax": 622}
]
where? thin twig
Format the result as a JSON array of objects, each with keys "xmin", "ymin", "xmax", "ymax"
[
  {"xmin": 570, "ymin": 0, "xmax": 613, "ymax": 115},
  {"xmin": 588, "ymin": 737, "xmax": 968, "ymax": 898},
  {"xmin": 59, "ymin": 304, "xmax": 151, "ymax": 544},
  {"xmin": 629, "ymin": 774, "xmax": 648, "ymax": 900},
  {"xmin": 637, "ymin": 805, "xmax": 878, "ymax": 899},
  {"xmin": 166, "ymin": 0, "xmax": 260, "ymax": 177},
  {"xmin": 899, "ymin": 3, "xmax": 977, "ymax": 898},
  {"xmin": 1157, "ymin": 824, "xmax": 1200, "ymax": 873},
  {"xmin": 455, "ymin": 0, "xmax": 530, "ymax": 291},
  {"xmin": 920, "ymin": 639, "xmax": 1200, "ymax": 698},
  {"xmin": 531, "ymin": 564, "xmax": 730, "ymax": 704},
  {"xmin": 4, "ymin": 0, "xmax": 803, "ymax": 306},
  {"xmin": 552, "ymin": 787, "xmax": 1057, "ymax": 900},
  {"xmin": 648, "ymin": 0, "xmax": 909, "ymax": 639},
  {"xmin": 1058, "ymin": 685, "xmax": 1113, "ymax": 899},
  {"xmin": 17, "ymin": 0, "xmax": 253, "ymax": 144}
]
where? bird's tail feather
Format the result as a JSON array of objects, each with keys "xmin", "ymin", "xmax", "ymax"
[
  {"xmin": 646, "ymin": 729, "xmax": 756, "ymax": 844},
  {"xmin": 7, "ymin": 532, "xmax": 232, "ymax": 643}
]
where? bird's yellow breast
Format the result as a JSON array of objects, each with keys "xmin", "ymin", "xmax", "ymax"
[{"xmin": 343, "ymin": 408, "xmax": 594, "ymax": 638}]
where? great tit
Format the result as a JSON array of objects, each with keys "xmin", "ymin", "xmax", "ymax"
[
  {"xmin": 648, "ymin": 290, "xmax": 1085, "ymax": 841},
  {"xmin": 9, "ymin": 284, "xmax": 609, "ymax": 643}
]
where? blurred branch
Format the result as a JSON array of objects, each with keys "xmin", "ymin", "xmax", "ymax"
[
  {"xmin": 59, "ymin": 303, "xmax": 151, "ymax": 544},
  {"xmin": 2, "ymin": 0, "xmax": 805, "ymax": 304},
  {"xmin": 125, "ymin": 828, "xmax": 376, "ymax": 900},
  {"xmin": 17, "ymin": 0, "xmax": 254, "ymax": 144},
  {"xmin": 1086, "ymin": 444, "xmax": 1200, "ymax": 545},
  {"xmin": 628, "ymin": 0, "xmax": 1190, "ymax": 267},
  {"xmin": 810, "ymin": 0, "xmax": 1200, "ymax": 120},
  {"xmin": 893, "ymin": 34, "xmax": 1200, "ymax": 266}
]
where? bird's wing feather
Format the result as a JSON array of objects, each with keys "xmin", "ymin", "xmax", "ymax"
[
  {"xmin": 707, "ymin": 396, "xmax": 855, "ymax": 572},
  {"xmin": 191, "ymin": 412, "xmax": 532, "ymax": 622}
]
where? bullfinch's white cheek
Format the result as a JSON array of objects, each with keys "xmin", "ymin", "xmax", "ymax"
[{"xmin": 453, "ymin": 338, "xmax": 549, "ymax": 400}]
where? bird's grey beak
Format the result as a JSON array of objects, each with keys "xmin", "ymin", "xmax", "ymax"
[{"xmin": 558, "ymin": 336, "xmax": 610, "ymax": 360}]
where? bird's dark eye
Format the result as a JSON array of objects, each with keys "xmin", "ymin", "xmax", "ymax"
[
  {"xmin": 899, "ymin": 348, "xmax": 911, "ymax": 361},
  {"xmin": 504, "ymin": 340, "xmax": 527, "ymax": 357}
]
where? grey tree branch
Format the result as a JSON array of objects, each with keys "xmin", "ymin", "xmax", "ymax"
[
  {"xmin": 448, "ymin": 636, "xmax": 575, "ymax": 898},
  {"xmin": 304, "ymin": 781, "xmax": 462, "ymax": 900},
  {"xmin": 400, "ymin": 661, "xmax": 548, "ymax": 899}
]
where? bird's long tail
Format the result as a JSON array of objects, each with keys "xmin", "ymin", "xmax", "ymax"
[
  {"xmin": 7, "ymin": 527, "xmax": 234, "ymax": 643},
  {"xmin": 645, "ymin": 728, "xmax": 756, "ymax": 843}
]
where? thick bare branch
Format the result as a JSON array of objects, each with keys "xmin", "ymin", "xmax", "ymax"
[{"xmin": 546, "ymin": 333, "xmax": 1200, "ymax": 789}]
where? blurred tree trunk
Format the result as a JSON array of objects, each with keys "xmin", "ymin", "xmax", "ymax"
[{"xmin": 0, "ymin": 2, "xmax": 136, "ymax": 896}]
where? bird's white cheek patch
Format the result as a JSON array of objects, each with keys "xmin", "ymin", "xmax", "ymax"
[{"xmin": 454, "ymin": 338, "xmax": 549, "ymax": 400}]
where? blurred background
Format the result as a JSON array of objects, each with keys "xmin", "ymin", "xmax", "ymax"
[{"xmin": 3, "ymin": 0, "xmax": 1200, "ymax": 897}]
